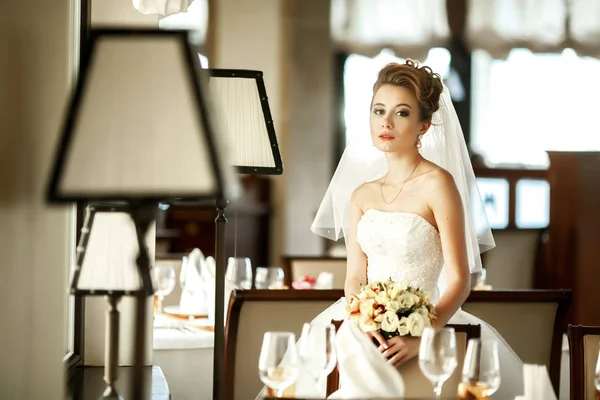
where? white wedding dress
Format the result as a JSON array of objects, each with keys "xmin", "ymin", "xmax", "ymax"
[{"xmin": 309, "ymin": 209, "xmax": 524, "ymax": 398}]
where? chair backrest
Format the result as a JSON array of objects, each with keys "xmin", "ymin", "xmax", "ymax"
[
  {"xmin": 568, "ymin": 324, "xmax": 600, "ymax": 400},
  {"xmin": 462, "ymin": 289, "xmax": 572, "ymax": 394},
  {"xmin": 326, "ymin": 321, "xmax": 481, "ymax": 398},
  {"xmin": 482, "ymin": 230, "xmax": 544, "ymax": 289},
  {"xmin": 281, "ymin": 256, "xmax": 346, "ymax": 289},
  {"xmin": 223, "ymin": 289, "xmax": 345, "ymax": 400}
]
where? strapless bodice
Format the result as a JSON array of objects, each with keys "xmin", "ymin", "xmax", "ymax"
[{"xmin": 356, "ymin": 209, "xmax": 444, "ymax": 293}]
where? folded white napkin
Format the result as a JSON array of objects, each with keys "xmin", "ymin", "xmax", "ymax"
[
  {"xmin": 179, "ymin": 248, "xmax": 208, "ymax": 315},
  {"xmin": 203, "ymin": 256, "xmax": 240, "ymax": 326},
  {"xmin": 514, "ymin": 364, "xmax": 557, "ymax": 400},
  {"xmin": 328, "ymin": 321, "xmax": 405, "ymax": 399}
]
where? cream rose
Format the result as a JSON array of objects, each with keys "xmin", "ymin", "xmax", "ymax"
[
  {"xmin": 407, "ymin": 312, "xmax": 426, "ymax": 337},
  {"xmin": 386, "ymin": 284, "xmax": 401, "ymax": 301},
  {"xmin": 380, "ymin": 311, "xmax": 400, "ymax": 333},
  {"xmin": 375, "ymin": 292, "xmax": 389, "ymax": 307},
  {"xmin": 397, "ymin": 292, "xmax": 415, "ymax": 310},
  {"xmin": 397, "ymin": 316, "xmax": 410, "ymax": 336},
  {"xmin": 387, "ymin": 300, "xmax": 401, "ymax": 313},
  {"xmin": 417, "ymin": 305, "xmax": 431, "ymax": 326}
]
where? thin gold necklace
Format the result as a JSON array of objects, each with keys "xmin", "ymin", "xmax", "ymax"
[{"xmin": 380, "ymin": 158, "xmax": 423, "ymax": 204}]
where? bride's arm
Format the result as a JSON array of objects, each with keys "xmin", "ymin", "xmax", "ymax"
[
  {"xmin": 344, "ymin": 188, "xmax": 367, "ymax": 300},
  {"xmin": 429, "ymin": 170, "xmax": 471, "ymax": 328}
]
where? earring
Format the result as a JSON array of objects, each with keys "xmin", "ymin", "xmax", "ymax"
[{"xmin": 416, "ymin": 134, "xmax": 423, "ymax": 149}]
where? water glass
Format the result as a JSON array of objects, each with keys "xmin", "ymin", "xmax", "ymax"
[
  {"xmin": 461, "ymin": 339, "xmax": 501, "ymax": 398},
  {"xmin": 418, "ymin": 327, "xmax": 458, "ymax": 398},
  {"xmin": 299, "ymin": 323, "xmax": 337, "ymax": 391},
  {"xmin": 226, "ymin": 257, "xmax": 253, "ymax": 289},
  {"xmin": 259, "ymin": 332, "xmax": 299, "ymax": 397},
  {"xmin": 152, "ymin": 265, "xmax": 175, "ymax": 312},
  {"xmin": 255, "ymin": 266, "xmax": 285, "ymax": 289}
]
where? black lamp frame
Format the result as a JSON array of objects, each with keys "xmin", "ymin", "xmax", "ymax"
[{"xmin": 47, "ymin": 29, "xmax": 227, "ymax": 204}]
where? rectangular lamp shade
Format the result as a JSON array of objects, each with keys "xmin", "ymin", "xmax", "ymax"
[
  {"xmin": 208, "ymin": 70, "xmax": 283, "ymax": 175},
  {"xmin": 72, "ymin": 206, "xmax": 155, "ymax": 295},
  {"xmin": 48, "ymin": 29, "xmax": 238, "ymax": 203}
]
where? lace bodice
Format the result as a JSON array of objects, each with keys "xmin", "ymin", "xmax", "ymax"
[{"xmin": 356, "ymin": 209, "xmax": 444, "ymax": 294}]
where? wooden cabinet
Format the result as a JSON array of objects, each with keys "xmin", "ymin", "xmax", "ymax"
[
  {"xmin": 157, "ymin": 176, "xmax": 272, "ymax": 268},
  {"xmin": 542, "ymin": 151, "xmax": 600, "ymax": 325}
]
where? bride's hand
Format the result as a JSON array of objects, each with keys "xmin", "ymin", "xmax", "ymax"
[
  {"xmin": 366, "ymin": 330, "xmax": 389, "ymax": 350},
  {"xmin": 381, "ymin": 336, "xmax": 420, "ymax": 367}
]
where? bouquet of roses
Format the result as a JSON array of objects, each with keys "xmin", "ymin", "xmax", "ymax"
[{"xmin": 345, "ymin": 279, "xmax": 436, "ymax": 338}]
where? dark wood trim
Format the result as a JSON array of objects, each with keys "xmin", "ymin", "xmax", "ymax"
[
  {"xmin": 326, "ymin": 321, "xmax": 482, "ymax": 397},
  {"xmin": 568, "ymin": 324, "xmax": 600, "ymax": 400},
  {"xmin": 465, "ymin": 289, "xmax": 572, "ymax": 394},
  {"xmin": 466, "ymin": 289, "xmax": 572, "ymax": 303},
  {"xmin": 223, "ymin": 289, "xmax": 344, "ymax": 400},
  {"xmin": 473, "ymin": 167, "xmax": 548, "ymax": 179}
]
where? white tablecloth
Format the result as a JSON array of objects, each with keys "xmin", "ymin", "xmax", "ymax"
[{"xmin": 153, "ymin": 314, "xmax": 214, "ymax": 350}]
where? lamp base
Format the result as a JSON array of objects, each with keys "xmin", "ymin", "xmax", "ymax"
[{"xmin": 101, "ymin": 385, "xmax": 122, "ymax": 399}]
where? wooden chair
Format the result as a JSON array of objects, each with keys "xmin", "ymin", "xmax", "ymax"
[
  {"xmin": 462, "ymin": 289, "xmax": 572, "ymax": 394},
  {"xmin": 326, "ymin": 321, "xmax": 481, "ymax": 398},
  {"xmin": 568, "ymin": 324, "xmax": 600, "ymax": 400},
  {"xmin": 281, "ymin": 256, "xmax": 346, "ymax": 289},
  {"xmin": 223, "ymin": 289, "xmax": 345, "ymax": 400}
]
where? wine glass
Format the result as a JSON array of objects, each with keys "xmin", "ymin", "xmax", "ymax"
[
  {"xmin": 258, "ymin": 332, "xmax": 299, "ymax": 397},
  {"xmin": 461, "ymin": 338, "xmax": 501, "ymax": 398},
  {"xmin": 418, "ymin": 327, "xmax": 458, "ymax": 398},
  {"xmin": 299, "ymin": 323, "xmax": 337, "ymax": 392},
  {"xmin": 152, "ymin": 265, "xmax": 175, "ymax": 313},
  {"xmin": 226, "ymin": 257, "xmax": 253, "ymax": 289},
  {"xmin": 255, "ymin": 266, "xmax": 285, "ymax": 289}
]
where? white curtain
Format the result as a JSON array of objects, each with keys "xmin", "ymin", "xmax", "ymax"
[
  {"xmin": 133, "ymin": 0, "xmax": 195, "ymax": 16},
  {"xmin": 467, "ymin": 0, "xmax": 600, "ymax": 58},
  {"xmin": 157, "ymin": 0, "xmax": 208, "ymax": 45},
  {"xmin": 330, "ymin": 0, "xmax": 450, "ymax": 59},
  {"xmin": 466, "ymin": 0, "xmax": 568, "ymax": 58},
  {"xmin": 569, "ymin": 0, "xmax": 600, "ymax": 56}
]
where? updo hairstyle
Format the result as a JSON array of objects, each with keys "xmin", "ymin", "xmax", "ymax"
[{"xmin": 372, "ymin": 59, "xmax": 444, "ymax": 122}]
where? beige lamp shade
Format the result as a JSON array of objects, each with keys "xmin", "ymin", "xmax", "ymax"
[
  {"xmin": 71, "ymin": 204, "xmax": 156, "ymax": 295},
  {"xmin": 208, "ymin": 69, "xmax": 283, "ymax": 175},
  {"xmin": 47, "ymin": 29, "xmax": 239, "ymax": 203}
]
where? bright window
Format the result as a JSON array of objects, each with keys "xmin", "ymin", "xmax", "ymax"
[{"xmin": 471, "ymin": 48, "xmax": 600, "ymax": 168}]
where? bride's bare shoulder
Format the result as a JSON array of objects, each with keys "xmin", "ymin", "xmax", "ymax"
[
  {"xmin": 420, "ymin": 161, "xmax": 460, "ymax": 197},
  {"xmin": 351, "ymin": 180, "xmax": 381, "ymax": 202}
]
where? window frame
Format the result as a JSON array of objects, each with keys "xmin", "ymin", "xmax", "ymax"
[{"xmin": 65, "ymin": 0, "xmax": 90, "ymax": 383}]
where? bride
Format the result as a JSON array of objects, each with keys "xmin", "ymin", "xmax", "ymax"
[{"xmin": 309, "ymin": 60, "xmax": 524, "ymax": 397}]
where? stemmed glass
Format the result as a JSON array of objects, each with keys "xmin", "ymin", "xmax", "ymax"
[
  {"xmin": 255, "ymin": 266, "xmax": 285, "ymax": 289},
  {"xmin": 418, "ymin": 327, "xmax": 458, "ymax": 398},
  {"xmin": 152, "ymin": 264, "xmax": 175, "ymax": 313},
  {"xmin": 226, "ymin": 257, "xmax": 253, "ymax": 289},
  {"xmin": 299, "ymin": 323, "xmax": 337, "ymax": 393},
  {"xmin": 461, "ymin": 339, "xmax": 501, "ymax": 398},
  {"xmin": 259, "ymin": 332, "xmax": 300, "ymax": 398}
]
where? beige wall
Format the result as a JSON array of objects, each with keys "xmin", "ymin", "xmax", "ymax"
[
  {"xmin": 211, "ymin": 0, "xmax": 335, "ymax": 262},
  {"xmin": 0, "ymin": 0, "xmax": 75, "ymax": 398}
]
